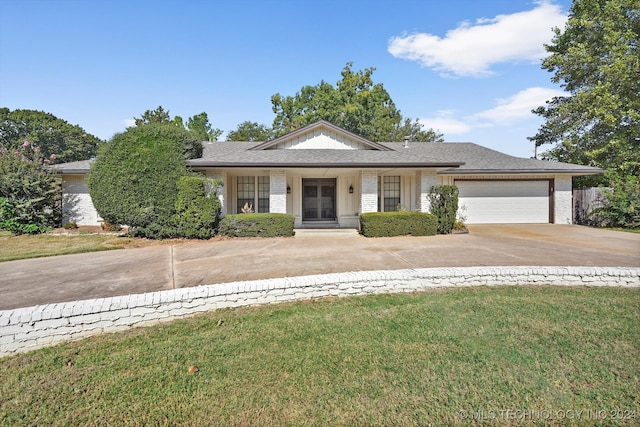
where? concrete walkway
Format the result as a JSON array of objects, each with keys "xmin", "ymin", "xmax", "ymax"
[{"xmin": 0, "ymin": 224, "xmax": 638, "ymax": 310}]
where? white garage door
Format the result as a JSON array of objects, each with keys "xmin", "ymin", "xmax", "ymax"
[{"xmin": 456, "ymin": 180, "xmax": 550, "ymax": 224}]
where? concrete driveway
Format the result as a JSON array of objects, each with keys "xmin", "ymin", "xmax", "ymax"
[{"xmin": 0, "ymin": 224, "xmax": 638, "ymax": 310}]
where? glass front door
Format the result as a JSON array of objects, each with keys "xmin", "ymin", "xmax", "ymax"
[{"xmin": 302, "ymin": 178, "xmax": 336, "ymax": 221}]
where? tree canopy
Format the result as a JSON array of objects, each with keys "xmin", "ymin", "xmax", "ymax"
[
  {"xmin": 0, "ymin": 141, "xmax": 60, "ymax": 234},
  {"xmin": 530, "ymin": 0, "xmax": 639, "ymax": 186},
  {"xmin": 270, "ymin": 63, "xmax": 443, "ymax": 143},
  {"xmin": 133, "ymin": 106, "xmax": 222, "ymax": 145},
  {"xmin": 0, "ymin": 108, "xmax": 103, "ymax": 163},
  {"xmin": 226, "ymin": 121, "xmax": 274, "ymax": 141}
]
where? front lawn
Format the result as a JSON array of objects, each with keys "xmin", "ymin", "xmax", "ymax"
[
  {"xmin": 1, "ymin": 286, "xmax": 638, "ymax": 425},
  {"xmin": 0, "ymin": 232, "xmax": 183, "ymax": 262}
]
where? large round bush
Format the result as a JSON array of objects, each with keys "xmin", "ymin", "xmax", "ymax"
[{"xmin": 87, "ymin": 124, "xmax": 200, "ymax": 238}]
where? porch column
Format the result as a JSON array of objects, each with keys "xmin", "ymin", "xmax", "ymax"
[
  {"xmin": 360, "ymin": 170, "xmax": 378, "ymax": 213},
  {"xmin": 416, "ymin": 170, "xmax": 437, "ymax": 213},
  {"xmin": 269, "ymin": 170, "xmax": 287, "ymax": 213},
  {"xmin": 554, "ymin": 176, "xmax": 572, "ymax": 224},
  {"xmin": 207, "ymin": 169, "xmax": 227, "ymax": 216}
]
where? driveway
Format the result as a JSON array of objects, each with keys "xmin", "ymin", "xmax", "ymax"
[{"xmin": 0, "ymin": 224, "xmax": 638, "ymax": 310}]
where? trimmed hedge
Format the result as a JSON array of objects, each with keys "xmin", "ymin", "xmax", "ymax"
[
  {"xmin": 359, "ymin": 212, "xmax": 437, "ymax": 237},
  {"xmin": 218, "ymin": 213, "xmax": 295, "ymax": 237},
  {"xmin": 172, "ymin": 176, "xmax": 221, "ymax": 239}
]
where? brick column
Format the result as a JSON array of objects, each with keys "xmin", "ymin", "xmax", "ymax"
[
  {"xmin": 360, "ymin": 170, "xmax": 378, "ymax": 213},
  {"xmin": 554, "ymin": 176, "xmax": 572, "ymax": 224},
  {"xmin": 416, "ymin": 170, "xmax": 437, "ymax": 212},
  {"xmin": 269, "ymin": 170, "xmax": 287, "ymax": 213},
  {"xmin": 207, "ymin": 170, "xmax": 227, "ymax": 216}
]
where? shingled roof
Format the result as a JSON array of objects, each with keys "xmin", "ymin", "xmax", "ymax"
[{"xmin": 54, "ymin": 120, "xmax": 602, "ymax": 176}]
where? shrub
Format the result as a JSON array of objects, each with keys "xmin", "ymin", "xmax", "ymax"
[
  {"xmin": 87, "ymin": 124, "xmax": 198, "ymax": 238},
  {"xmin": 218, "ymin": 213, "xmax": 295, "ymax": 237},
  {"xmin": 63, "ymin": 222, "xmax": 78, "ymax": 230},
  {"xmin": 359, "ymin": 212, "xmax": 437, "ymax": 237},
  {"xmin": 427, "ymin": 185, "xmax": 459, "ymax": 234},
  {"xmin": 0, "ymin": 141, "xmax": 61, "ymax": 234},
  {"xmin": 101, "ymin": 221, "xmax": 122, "ymax": 232},
  {"xmin": 172, "ymin": 176, "xmax": 221, "ymax": 239},
  {"xmin": 587, "ymin": 176, "xmax": 640, "ymax": 229}
]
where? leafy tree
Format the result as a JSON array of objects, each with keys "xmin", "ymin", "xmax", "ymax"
[
  {"xmin": 0, "ymin": 141, "xmax": 61, "ymax": 234},
  {"xmin": 530, "ymin": 0, "xmax": 639, "ymax": 189},
  {"xmin": 271, "ymin": 62, "xmax": 443, "ymax": 142},
  {"xmin": 186, "ymin": 112, "xmax": 223, "ymax": 141},
  {"xmin": 87, "ymin": 124, "xmax": 195, "ymax": 238},
  {"xmin": 132, "ymin": 107, "xmax": 203, "ymax": 159},
  {"xmin": 134, "ymin": 106, "xmax": 173, "ymax": 126},
  {"xmin": 0, "ymin": 108, "xmax": 102, "ymax": 163},
  {"xmin": 227, "ymin": 121, "xmax": 274, "ymax": 141}
]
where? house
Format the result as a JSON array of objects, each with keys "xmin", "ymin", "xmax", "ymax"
[{"xmin": 56, "ymin": 120, "xmax": 602, "ymax": 227}]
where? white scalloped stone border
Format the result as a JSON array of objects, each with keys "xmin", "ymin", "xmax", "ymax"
[{"xmin": 2, "ymin": 266, "xmax": 638, "ymax": 357}]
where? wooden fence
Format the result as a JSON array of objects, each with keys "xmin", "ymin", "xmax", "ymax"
[{"xmin": 573, "ymin": 187, "xmax": 608, "ymax": 224}]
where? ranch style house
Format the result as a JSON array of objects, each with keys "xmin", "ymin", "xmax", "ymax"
[{"xmin": 55, "ymin": 120, "xmax": 602, "ymax": 228}]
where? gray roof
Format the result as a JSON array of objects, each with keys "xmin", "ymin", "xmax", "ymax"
[
  {"xmin": 191, "ymin": 141, "xmax": 463, "ymax": 168},
  {"xmin": 54, "ymin": 132, "xmax": 603, "ymax": 176},
  {"xmin": 54, "ymin": 159, "xmax": 94, "ymax": 174},
  {"xmin": 191, "ymin": 140, "xmax": 602, "ymax": 175}
]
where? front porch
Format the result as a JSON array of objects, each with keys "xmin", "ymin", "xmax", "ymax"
[{"xmin": 205, "ymin": 167, "xmax": 440, "ymax": 229}]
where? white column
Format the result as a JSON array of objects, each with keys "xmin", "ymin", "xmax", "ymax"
[
  {"xmin": 269, "ymin": 170, "xmax": 287, "ymax": 213},
  {"xmin": 208, "ymin": 170, "xmax": 227, "ymax": 216},
  {"xmin": 360, "ymin": 170, "xmax": 378, "ymax": 213},
  {"xmin": 554, "ymin": 176, "xmax": 573, "ymax": 224},
  {"xmin": 416, "ymin": 170, "xmax": 437, "ymax": 212}
]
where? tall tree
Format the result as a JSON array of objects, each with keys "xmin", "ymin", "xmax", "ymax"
[
  {"xmin": 271, "ymin": 62, "xmax": 443, "ymax": 142},
  {"xmin": 133, "ymin": 106, "xmax": 173, "ymax": 126},
  {"xmin": 530, "ymin": 0, "xmax": 639, "ymax": 187},
  {"xmin": 0, "ymin": 108, "xmax": 102, "ymax": 163},
  {"xmin": 227, "ymin": 121, "xmax": 273, "ymax": 141},
  {"xmin": 186, "ymin": 112, "xmax": 223, "ymax": 141}
]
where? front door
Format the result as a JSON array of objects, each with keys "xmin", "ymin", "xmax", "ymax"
[{"xmin": 302, "ymin": 178, "xmax": 336, "ymax": 221}]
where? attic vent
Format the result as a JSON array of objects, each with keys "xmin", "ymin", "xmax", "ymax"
[{"xmin": 403, "ymin": 136, "xmax": 410, "ymax": 148}]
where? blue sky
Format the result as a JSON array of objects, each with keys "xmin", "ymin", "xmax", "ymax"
[{"xmin": 0, "ymin": 0, "xmax": 571, "ymax": 158}]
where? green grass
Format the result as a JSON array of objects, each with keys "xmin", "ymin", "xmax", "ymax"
[
  {"xmin": 2, "ymin": 286, "xmax": 638, "ymax": 426},
  {"xmin": 0, "ymin": 232, "xmax": 179, "ymax": 262}
]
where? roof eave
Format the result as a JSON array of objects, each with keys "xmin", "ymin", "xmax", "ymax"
[
  {"xmin": 188, "ymin": 161, "xmax": 464, "ymax": 168},
  {"xmin": 440, "ymin": 168, "xmax": 604, "ymax": 175}
]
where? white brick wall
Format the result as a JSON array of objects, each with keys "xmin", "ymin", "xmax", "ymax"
[
  {"xmin": 1, "ymin": 266, "xmax": 637, "ymax": 357},
  {"xmin": 554, "ymin": 175, "xmax": 573, "ymax": 224},
  {"xmin": 61, "ymin": 175, "xmax": 102, "ymax": 226},
  {"xmin": 360, "ymin": 171, "xmax": 378, "ymax": 213},
  {"xmin": 416, "ymin": 170, "xmax": 437, "ymax": 213},
  {"xmin": 269, "ymin": 170, "xmax": 287, "ymax": 214}
]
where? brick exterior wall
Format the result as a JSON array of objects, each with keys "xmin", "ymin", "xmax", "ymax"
[
  {"xmin": 360, "ymin": 171, "xmax": 378, "ymax": 213},
  {"xmin": 269, "ymin": 170, "xmax": 287, "ymax": 214}
]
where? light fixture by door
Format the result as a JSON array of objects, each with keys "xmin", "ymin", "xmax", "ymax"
[
  {"xmin": 349, "ymin": 184, "xmax": 354, "ymax": 194},
  {"xmin": 287, "ymin": 185, "xmax": 291, "ymax": 194}
]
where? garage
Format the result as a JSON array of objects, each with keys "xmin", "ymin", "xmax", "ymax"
[{"xmin": 455, "ymin": 180, "xmax": 552, "ymax": 224}]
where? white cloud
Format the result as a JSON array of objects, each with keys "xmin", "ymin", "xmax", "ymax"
[
  {"xmin": 388, "ymin": 2, "xmax": 567, "ymax": 77},
  {"xmin": 419, "ymin": 110, "xmax": 471, "ymax": 134},
  {"xmin": 122, "ymin": 119, "xmax": 135, "ymax": 128},
  {"xmin": 472, "ymin": 87, "xmax": 566, "ymax": 124},
  {"xmin": 419, "ymin": 87, "xmax": 566, "ymax": 138}
]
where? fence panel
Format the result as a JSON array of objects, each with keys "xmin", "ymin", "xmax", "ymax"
[{"xmin": 573, "ymin": 187, "xmax": 608, "ymax": 224}]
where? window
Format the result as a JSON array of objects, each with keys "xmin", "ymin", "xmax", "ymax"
[
  {"xmin": 378, "ymin": 176, "xmax": 400, "ymax": 212},
  {"xmin": 237, "ymin": 176, "xmax": 270, "ymax": 213},
  {"xmin": 258, "ymin": 176, "xmax": 270, "ymax": 213}
]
